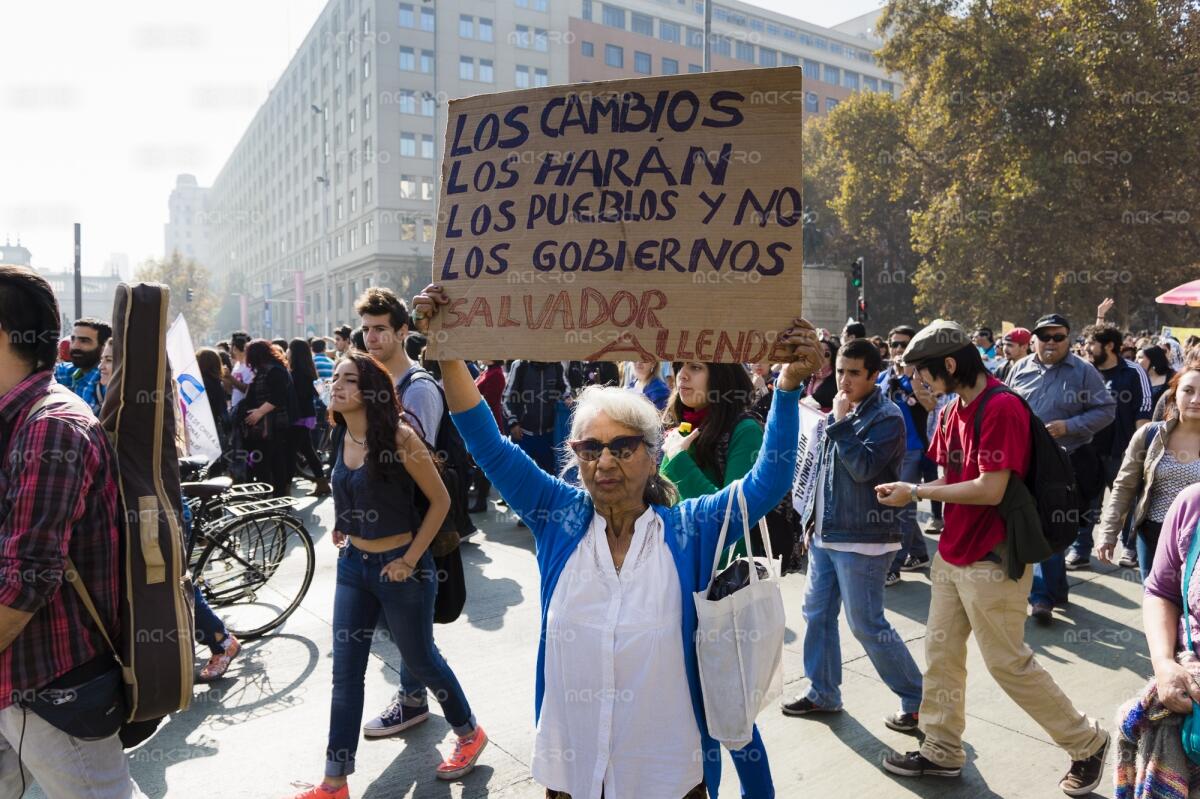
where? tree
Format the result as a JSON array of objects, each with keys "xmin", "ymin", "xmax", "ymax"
[
  {"xmin": 135, "ymin": 252, "xmax": 219, "ymax": 338},
  {"xmin": 849, "ymin": 0, "xmax": 1200, "ymax": 331}
]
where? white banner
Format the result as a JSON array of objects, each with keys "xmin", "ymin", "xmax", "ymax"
[
  {"xmin": 166, "ymin": 314, "xmax": 222, "ymax": 463},
  {"xmin": 792, "ymin": 401, "xmax": 828, "ymax": 526}
]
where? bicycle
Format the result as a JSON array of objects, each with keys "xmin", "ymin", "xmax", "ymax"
[{"xmin": 181, "ymin": 458, "xmax": 316, "ymax": 640}]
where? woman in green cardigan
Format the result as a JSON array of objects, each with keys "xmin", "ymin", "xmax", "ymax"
[{"xmin": 659, "ymin": 361, "xmax": 775, "ymax": 797}]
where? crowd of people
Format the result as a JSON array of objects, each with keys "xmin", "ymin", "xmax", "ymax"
[{"xmin": 4, "ymin": 265, "xmax": 1200, "ymax": 799}]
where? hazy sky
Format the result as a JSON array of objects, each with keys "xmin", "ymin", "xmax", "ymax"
[{"xmin": 0, "ymin": 0, "xmax": 883, "ymax": 275}]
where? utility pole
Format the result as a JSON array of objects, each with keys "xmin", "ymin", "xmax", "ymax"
[
  {"xmin": 73, "ymin": 223, "xmax": 82, "ymax": 320},
  {"xmin": 703, "ymin": 0, "xmax": 712, "ymax": 72}
]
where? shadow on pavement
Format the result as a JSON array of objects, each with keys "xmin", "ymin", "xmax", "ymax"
[{"xmin": 361, "ymin": 734, "xmax": 495, "ymax": 799}]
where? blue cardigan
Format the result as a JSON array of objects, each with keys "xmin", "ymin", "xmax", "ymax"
[{"xmin": 451, "ymin": 387, "xmax": 801, "ymax": 798}]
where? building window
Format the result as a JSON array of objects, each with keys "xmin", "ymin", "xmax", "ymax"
[
  {"xmin": 350, "ymin": 189, "xmax": 357, "ymax": 213},
  {"xmin": 863, "ymin": 75, "xmax": 879, "ymax": 92},
  {"xmin": 882, "ymin": 80, "xmax": 895, "ymax": 96},
  {"xmin": 479, "ymin": 58, "xmax": 494, "ymax": 82},
  {"xmin": 735, "ymin": 40, "xmax": 753, "ymax": 62},
  {"xmin": 362, "ymin": 10, "xmax": 371, "ymax": 35},
  {"xmin": 534, "ymin": 67, "xmax": 548, "ymax": 87},
  {"xmin": 459, "ymin": 56, "xmax": 474, "ymax": 80},
  {"xmin": 686, "ymin": 27, "xmax": 704, "ymax": 49},
  {"xmin": 401, "ymin": 175, "xmax": 417, "ymax": 198},
  {"xmin": 634, "ymin": 51, "xmax": 651, "ymax": 74},
  {"xmin": 364, "ymin": 178, "xmax": 373, "ymax": 204},
  {"xmin": 514, "ymin": 24, "xmax": 530, "ymax": 48},
  {"xmin": 420, "ymin": 50, "xmax": 434, "ymax": 73},
  {"xmin": 423, "ymin": 220, "xmax": 435, "ymax": 242},
  {"xmin": 364, "ymin": 219, "xmax": 373, "ymax": 244},
  {"xmin": 336, "ymin": 198, "xmax": 344, "ymax": 220},
  {"xmin": 421, "ymin": 94, "xmax": 435, "ymax": 115},
  {"xmin": 632, "ymin": 12, "xmax": 653, "ymax": 36},
  {"xmin": 348, "ymin": 110, "xmax": 356, "ymax": 134},
  {"xmin": 515, "ymin": 65, "xmax": 530, "ymax": 88},
  {"xmin": 843, "ymin": 70, "xmax": 859, "ymax": 90},
  {"xmin": 334, "ymin": 122, "xmax": 342, "ymax": 145},
  {"xmin": 602, "ymin": 4, "xmax": 626, "ymax": 29},
  {"xmin": 581, "ymin": 40, "xmax": 594, "ymax": 57},
  {"xmin": 662, "ymin": 57, "xmax": 678, "ymax": 74},
  {"xmin": 363, "ymin": 55, "xmax": 371, "ymax": 79},
  {"xmin": 420, "ymin": 7, "xmax": 435, "ymax": 31},
  {"xmin": 421, "ymin": 176, "xmax": 434, "ymax": 200},
  {"xmin": 398, "ymin": 3, "xmax": 415, "ymax": 27},
  {"xmin": 582, "ymin": 0, "xmax": 592, "ymax": 21},
  {"xmin": 421, "ymin": 134, "xmax": 433, "ymax": 159},
  {"xmin": 759, "ymin": 47, "xmax": 777, "ymax": 67},
  {"xmin": 349, "ymin": 148, "xmax": 358, "ymax": 173},
  {"xmin": 479, "ymin": 17, "xmax": 493, "ymax": 41},
  {"xmin": 782, "ymin": 53, "xmax": 799, "ymax": 66},
  {"xmin": 401, "ymin": 219, "xmax": 416, "ymax": 240},
  {"xmin": 660, "ymin": 20, "xmax": 680, "ymax": 44},
  {"xmin": 399, "ymin": 90, "xmax": 416, "ymax": 114},
  {"xmin": 534, "ymin": 28, "xmax": 548, "ymax": 51},
  {"xmin": 713, "ymin": 36, "xmax": 731, "ymax": 57},
  {"xmin": 516, "ymin": 0, "xmax": 527, "ymax": 6},
  {"xmin": 804, "ymin": 92, "xmax": 818, "ymax": 113},
  {"xmin": 605, "ymin": 44, "xmax": 623, "ymax": 68},
  {"xmin": 363, "ymin": 93, "xmax": 371, "ymax": 120},
  {"xmin": 400, "ymin": 46, "xmax": 415, "ymax": 70},
  {"xmin": 688, "ymin": 63, "xmax": 702, "ymax": 73},
  {"xmin": 459, "ymin": 14, "xmax": 473, "ymax": 38},
  {"xmin": 823, "ymin": 64, "xmax": 840, "ymax": 84},
  {"xmin": 826, "ymin": 97, "xmax": 839, "ymax": 112},
  {"xmin": 401, "ymin": 133, "xmax": 416, "ymax": 157},
  {"xmin": 803, "ymin": 59, "xmax": 819, "ymax": 81}
]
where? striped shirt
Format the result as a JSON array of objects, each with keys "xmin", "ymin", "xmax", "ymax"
[
  {"xmin": 314, "ymin": 353, "xmax": 335, "ymax": 381},
  {"xmin": 0, "ymin": 371, "xmax": 120, "ymax": 709}
]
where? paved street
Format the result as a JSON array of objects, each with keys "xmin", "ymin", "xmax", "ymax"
[{"xmin": 49, "ymin": 489, "xmax": 1151, "ymax": 798}]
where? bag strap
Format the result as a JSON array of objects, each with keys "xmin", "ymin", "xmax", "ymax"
[
  {"xmin": 64, "ymin": 556, "xmax": 122, "ymax": 664},
  {"xmin": 1183, "ymin": 518, "xmax": 1200, "ymax": 655},
  {"xmin": 970, "ymin": 385, "xmax": 1012, "ymax": 446},
  {"xmin": 708, "ymin": 480, "xmax": 776, "ymax": 587}
]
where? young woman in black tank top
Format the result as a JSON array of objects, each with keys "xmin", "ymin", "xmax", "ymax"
[{"xmin": 290, "ymin": 352, "xmax": 486, "ymax": 799}]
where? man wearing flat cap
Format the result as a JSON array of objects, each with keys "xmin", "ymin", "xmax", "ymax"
[
  {"xmin": 875, "ymin": 319, "xmax": 1110, "ymax": 796},
  {"xmin": 1005, "ymin": 313, "xmax": 1114, "ymax": 623}
]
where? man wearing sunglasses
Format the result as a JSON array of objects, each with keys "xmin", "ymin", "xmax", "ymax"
[{"xmin": 1005, "ymin": 313, "xmax": 1115, "ymax": 624}]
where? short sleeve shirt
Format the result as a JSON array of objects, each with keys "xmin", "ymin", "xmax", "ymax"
[{"xmin": 929, "ymin": 376, "xmax": 1032, "ymax": 566}]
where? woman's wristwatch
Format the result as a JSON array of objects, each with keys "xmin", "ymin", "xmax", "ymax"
[{"xmin": 910, "ymin": 483, "xmax": 921, "ymax": 503}]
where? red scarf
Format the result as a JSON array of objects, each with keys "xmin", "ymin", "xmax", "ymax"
[{"xmin": 681, "ymin": 406, "xmax": 710, "ymax": 427}]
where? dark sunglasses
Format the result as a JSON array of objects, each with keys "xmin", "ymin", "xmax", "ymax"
[
  {"xmin": 569, "ymin": 434, "xmax": 645, "ymax": 462},
  {"xmin": 888, "ymin": 340, "xmax": 909, "ymax": 349},
  {"xmin": 1036, "ymin": 332, "xmax": 1069, "ymax": 343}
]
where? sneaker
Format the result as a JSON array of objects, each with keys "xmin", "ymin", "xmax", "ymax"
[
  {"xmin": 1059, "ymin": 731, "xmax": 1109, "ymax": 796},
  {"xmin": 884, "ymin": 711, "xmax": 920, "ymax": 733},
  {"xmin": 1030, "ymin": 601, "xmax": 1054, "ymax": 626},
  {"xmin": 1117, "ymin": 548, "xmax": 1138, "ymax": 568},
  {"xmin": 885, "ymin": 571, "xmax": 902, "ymax": 587},
  {"xmin": 362, "ymin": 696, "xmax": 429, "ymax": 738},
  {"xmin": 882, "ymin": 750, "xmax": 961, "ymax": 778},
  {"xmin": 436, "ymin": 726, "xmax": 488, "ymax": 780},
  {"xmin": 900, "ymin": 555, "xmax": 931, "ymax": 572},
  {"xmin": 1064, "ymin": 551, "xmax": 1091, "ymax": 571},
  {"xmin": 926, "ymin": 517, "xmax": 944, "ymax": 534},
  {"xmin": 288, "ymin": 782, "xmax": 349, "ymax": 799},
  {"xmin": 198, "ymin": 634, "xmax": 241, "ymax": 682},
  {"xmin": 780, "ymin": 696, "xmax": 842, "ymax": 717}
]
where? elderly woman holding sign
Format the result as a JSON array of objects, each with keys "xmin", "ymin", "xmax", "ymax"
[{"xmin": 411, "ymin": 284, "xmax": 821, "ymax": 798}]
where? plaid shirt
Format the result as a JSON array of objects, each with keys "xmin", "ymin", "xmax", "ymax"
[
  {"xmin": 54, "ymin": 361, "xmax": 103, "ymax": 416},
  {"xmin": 0, "ymin": 371, "xmax": 120, "ymax": 709}
]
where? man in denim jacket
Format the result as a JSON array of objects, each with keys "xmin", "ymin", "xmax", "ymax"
[{"xmin": 782, "ymin": 338, "xmax": 924, "ymax": 732}]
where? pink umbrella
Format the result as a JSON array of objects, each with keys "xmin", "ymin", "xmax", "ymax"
[{"xmin": 1156, "ymin": 280, "xmax": 1200, "ymax": 307}]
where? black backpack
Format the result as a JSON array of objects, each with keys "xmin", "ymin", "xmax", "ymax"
[
  {"xmin": 959, "ymin": 386, "xmax": 1079, "ymax": 553},
  {"xmin": 396, "ymin": 367, "xmax": 477, "ymax": 539}
]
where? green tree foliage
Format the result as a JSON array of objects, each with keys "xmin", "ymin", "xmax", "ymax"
[
  {"xmin": 134, "ymin": 252, "xmax": 219, "ymax": 337},
  {"xmin": 808, "ymin": 0, "xmax": 1200, "ymax": 332}
]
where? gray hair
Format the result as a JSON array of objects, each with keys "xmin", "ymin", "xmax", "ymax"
[{"xmin": 560, "ymin": 385, "xmax": 679, "ymax": 507}]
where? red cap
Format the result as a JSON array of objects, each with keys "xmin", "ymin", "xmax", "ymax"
[{"xmin": 1003, "ymin": 328, "xmax": 1032, "ymax": 346}]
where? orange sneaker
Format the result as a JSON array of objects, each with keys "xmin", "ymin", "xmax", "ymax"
[
  {"xmin": 198, "ymin": 634, "xmax": 241, "ymax": 682},
  {"xmin": 288, "ymin": 782, "xmax": 349, "ymax": 799},
  {"xmin": 436, "ymin": 726, "xmax": 488, "ymax": 780}
]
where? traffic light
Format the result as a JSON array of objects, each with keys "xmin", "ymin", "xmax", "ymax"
[
  {"xmin": 857, "ymin": 294, "xmax": 868, "ymax": 322},
  {"xmin": 186, "ymin": 287, "xmax": 194, "ymax": 303},
  {"xmin": 850, "ymin": 257, "xmax": 864, "ymax": 289}
]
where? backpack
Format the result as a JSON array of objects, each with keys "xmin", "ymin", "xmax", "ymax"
[
  {"xmin": 960, "ymin": 385, "xmax": 1079, "ymax": 554},
  {"xmin": 397, "ymin": 367, "xmax": 476, "ymax": 540},
  {"xmin": 73, "ymin": 283, "xmax": 193, "ymax": 745}
]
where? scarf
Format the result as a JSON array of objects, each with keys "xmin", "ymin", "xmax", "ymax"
[
  {"xmin": 1116, "ymin": 677, "xmax": 1200, "ymax": 798},
  {"xmin": 681, "ymin": 406, "xmax": 710, "ymax": 428}
]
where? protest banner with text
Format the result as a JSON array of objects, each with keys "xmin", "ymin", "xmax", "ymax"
[{"xmin": 426, "ymin": 66, "xmax": 803, "ymax": 363}]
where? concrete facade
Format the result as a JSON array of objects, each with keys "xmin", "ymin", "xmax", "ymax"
[{"xmin": 164, "ymin": 174, "xmax": 213, "ymax": 270}]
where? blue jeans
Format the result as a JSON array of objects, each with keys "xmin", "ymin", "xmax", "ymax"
[
  {"xmin": 518, "ymin": 431, "xmax": 556, "ymax": 476},
  {"xmin": 802, "ymin": 544, "xmax": 923, "ymax": 713},
  {"xmin": 890, "ymin": 449, "xmax": 930, "ymax": 573},
  {"xmin": 327, "ymin": 544, "xmax": 475, "ymax": 778},
  {"xmin": 1030, "ymin": 552, "xmax": 1070, "ymax": 607},
  {"xmin": 1136, "ymin": 521, "xmax": 1164, "ymax": 584},
  {"xmin": 193, "ymin": 586, "xmax": 228, "ymax": 655},
  {"xmin": 1069, "ymin": 454, "xmax": 1119, "ymax": 560},
  {"xmin": 730, "ymin": 725, "xmax": 774, "ymax": 798}
]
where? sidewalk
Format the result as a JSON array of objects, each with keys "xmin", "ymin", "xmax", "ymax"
[{"xmin": 41, "ymin": 498, "xmax": 1150, "ymax": 798}]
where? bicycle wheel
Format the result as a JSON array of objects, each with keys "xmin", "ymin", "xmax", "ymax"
[{"xmin": 194, "ymin": 513, "xmax": 315, "ymax": 640}]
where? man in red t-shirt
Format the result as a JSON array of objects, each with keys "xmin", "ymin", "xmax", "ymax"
[{"xmin": 874, "ymin": 320, "xmax": 1109, "ymax": 797}]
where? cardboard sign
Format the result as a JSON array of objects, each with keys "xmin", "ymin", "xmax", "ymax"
[{"xmin": 426, "ymin": 67, "xmax": 804, "ymax": 363}]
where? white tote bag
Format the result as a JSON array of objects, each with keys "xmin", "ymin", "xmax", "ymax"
[{"xmin": 693, "ymin": 481, "xmax": 786, "ymax": 750}]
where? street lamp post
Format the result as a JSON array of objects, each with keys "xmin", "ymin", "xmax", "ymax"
[
  {"xmin": 422, "ymin": 0, "xmax": 440, "ymax": 292},
  {"xmin": 312, "ymin": 103, "xmax": 331, "ymax": 336}
]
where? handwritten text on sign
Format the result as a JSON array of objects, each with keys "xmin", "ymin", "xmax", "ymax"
[{"xmin": 427, "ymin": 67, "xmax": 803, "ymax": 363}]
